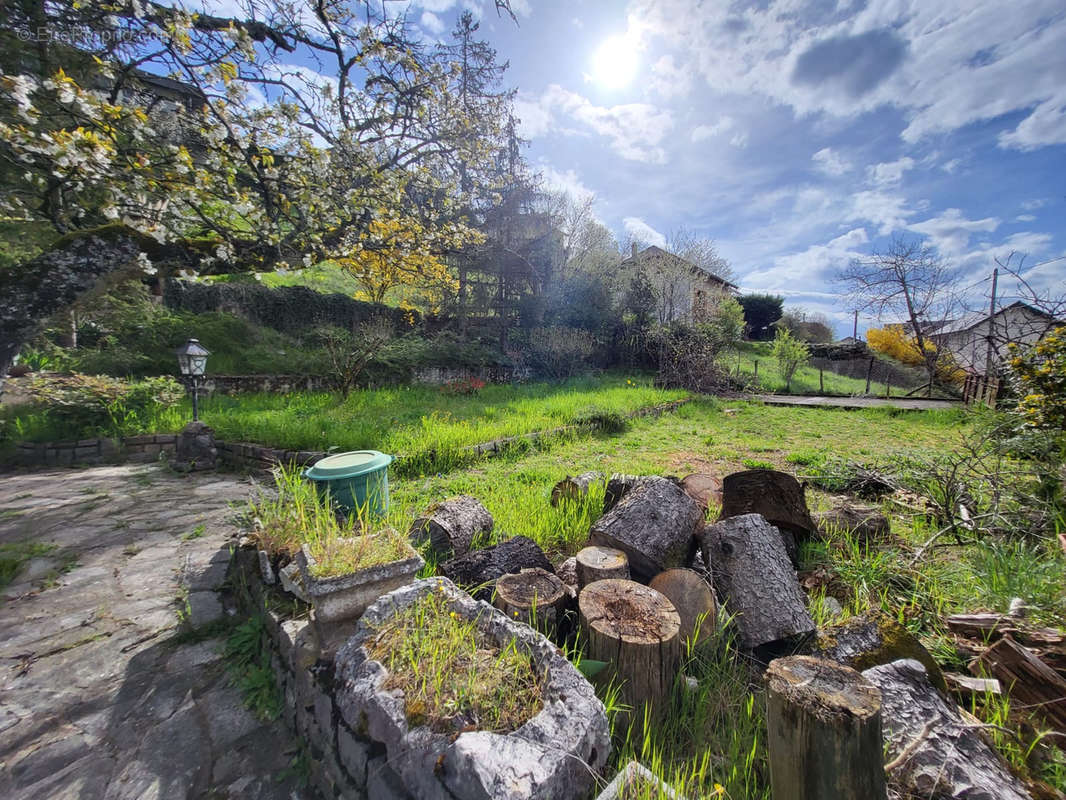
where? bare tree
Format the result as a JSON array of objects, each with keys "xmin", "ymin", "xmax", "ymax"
[
  {"xmin": 838, "ymin": 235, "xmax": 960, "ymax": 395},
  {"xmin": 666, "ymin": 227, "xmax": 735, "ymax": 285}
]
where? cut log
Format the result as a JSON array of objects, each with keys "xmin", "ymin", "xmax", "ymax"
[
  {"xmin": 550, "ymin": 471, "xmax": 603, "ymax": 506},
  {"xmin": 765, "ymin": 656, "xmax": 887, "ymax": 800},
  {"xmin": 701, "ymin": 513, "xmax": 814, "ymax": 651},
  {"xmin": 863, "ymin": 659, "xmax": 1031, "ymax": 800},
  {"xmin": 579, "ymin": 579, "xmax": 681, "ymax": 717},
  {"xmin": 575, "ymin": 545, "xmax": 629, "ymax": 590},
  {"xmin": 804, "ymin": 611, "xmax": 947, "ymax": 692},
  {"xmin": 812, "ymin": 503, "xmax": 890, "ymax": 542},
  {"xmin": 493, "ymin": 568, "xmax": 569, "ymax": 637},
  {"xmin": 409, "ymin": 495, "xmax": 493, "ymax": 559},
  {"xmin": 679, "ymin": 473, "xmax": 723, "ymax": 514},
  {"xmin": 720, "ymin": 469, "xmax": 817, "ymax": 540},
  {"xmin": 439, "ymin": 535, "xmax": 553, "ymax": 600},
  {"xmin": 590, "ymin": 476, "xmax": 703, "ymax": 581},
  {"xmin": 648, "ymin": 568, "xmax": 716, "ymax": 646},
  {"xmin": 555, "ymin": 556, "xmax": 578, "ymax": 590},
  {"xmin": 603, "ymin": 473, "xmax": 643, "ymax": 513},
  {"xmin": 978, "ymin": 636, "xmax": 1066, "ymax": 732}
]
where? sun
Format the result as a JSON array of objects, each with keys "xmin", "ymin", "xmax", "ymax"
[{"xmin": 591, "ymin": 35, "xmax": 639, "ymax": 89}]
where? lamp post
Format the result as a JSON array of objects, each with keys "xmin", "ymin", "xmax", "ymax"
[{"xmin": 175, "ymin": 338, "xmax": 210, "ymax": 421}]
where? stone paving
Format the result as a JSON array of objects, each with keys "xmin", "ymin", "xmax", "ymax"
[{"xmin": 0, "ymin": 463, "xmax": 312, "ymax": 800}]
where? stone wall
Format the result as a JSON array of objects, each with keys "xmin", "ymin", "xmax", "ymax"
[
  {"xmin": 411, "ymin": 365, "xmax": 531, "ymax": 385},
  {"xmin": 12, "ymin": 434, "xmax": 177, "ymax": 467},
  {"xmin": 231, "ymin": 551, "xmax": 608, "ymax": 800}
]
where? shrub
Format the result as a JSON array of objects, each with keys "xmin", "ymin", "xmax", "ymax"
[
  {"xmin": 1010, "ymin": 326, "xmax": 1066, "ymax": 431},
  {"xmin": 651, "ymin": 323, "xmax": 732, "ymax": 394},
  {"xmin": 522, "ymin": 326, "xmax": 598, "ymax": 379},
  {"xmin": 28, "ymin": 373, "xmax": 184, "ymax": 436},
  {"xmin": 771, "ymin": 329, "xmax": 810, "ymax": 391},
  {"xmin": 440, "ymin": 378, "xmax": 486, "ymax": 395}
]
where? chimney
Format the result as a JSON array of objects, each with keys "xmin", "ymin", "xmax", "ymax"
[{"xmin": 631, "ymin": 242, "xmax": 639, "ymax": 258}]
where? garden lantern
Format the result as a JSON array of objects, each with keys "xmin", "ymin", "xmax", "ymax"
[{"xmin": 176, "ymin": 338, "xmax": 210, "ymax": 421}]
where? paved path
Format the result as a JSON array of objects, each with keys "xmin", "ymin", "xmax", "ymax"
[
  {"xmin": 749, "ymin": 393, "xmax": 962, "ymax": 411},
  {"xmin": 0, "ymin": 464, "xmax": 310, "ymax": 800}
]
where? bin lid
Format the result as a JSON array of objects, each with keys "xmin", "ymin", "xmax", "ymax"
[{"xmin": 305, "ymin": 450, "xmax": 393, "ymax": 480}]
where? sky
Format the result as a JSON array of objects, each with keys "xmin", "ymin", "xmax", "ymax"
[
  {"xmin": 191, "ymin": 0, "xmax": 1066, "ymax": 336},
  {"xmin": 447, "ymin": 0, "xmax": 1066, "ymax": 336}
]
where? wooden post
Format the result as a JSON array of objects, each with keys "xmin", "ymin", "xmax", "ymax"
[
  {"xmin": 864, "ymin": 357, "xmax": 874, "ymax": 394},
  {"xmin": 766, "ymin": 656, "xmax": 888, "ymax": 800},
  {"xmin": 819, "ymin": 367, "xmax": 824, "ymax": 394},
  {"xmin": 493, "ymin": 567, "xmax": 569, "ymax": 637},
  {"xmin": 885, "ymin": 377, "xmax": 891, "ymax": 398},
  {"xmin": 575, "ymin": 545, "xmax": 629, "ymax": 590},
  {"xmin": 754, "ymin": 359, "xmax": 759, "ymax": 379},
  {"xmin": 579, "ymin": 579, "xmax": 681, "ymax": 717}
]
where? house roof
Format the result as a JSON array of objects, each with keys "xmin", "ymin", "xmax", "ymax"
[
  {"xmin": 621, "ymin": 245, "xmax": 738, "ymax": 290},
  {"xmin": 933, "ymin": 301, "xmax": 1061, "ymax": 336}
]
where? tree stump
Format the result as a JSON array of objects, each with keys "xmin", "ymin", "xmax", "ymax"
[
  {"xmin": 590, "ymin": 476, "xmax": 703, "ymax": 581},
  {"xmin": 766, "ymin": 656, "xmax": 887, "ymax": 800},
  {"xmin": 679, "ymin": 473, "xmax": 723, "ymax": 514},
  {"xmin": 409, "ymin": 495, "xmax": 493, "ymax": 559},
  {"xmin": 579, "ymin": 579, "xmax": 681, "ymax": 717},
  {"xmin": 702, "ymin": 513, "xmax": 814, "ymax": 650},
  {"xmin": 720, "ymin": 469, "xmax": 816, "ymax": 540},
  {"xmin": 649, "ymin": 568, "xmax": 716, "ymax": 646},
  {"xmin": 493, "ymin": 568, "xmax": 569, "ymax": 637},
  {"xmin": 550, "ymin": 471, "xmax": 603, "ymax": 506},
  {"xmin": 575, "ymin": 545, "xmax": 629, "ymax": 591},
  {"xmin": 603, "ymin": 474, "xmax": 643, "ymax": 513}
]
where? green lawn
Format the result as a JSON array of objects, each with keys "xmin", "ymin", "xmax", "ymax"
[{"xmin": 196, "ymin": 375, "xmax": 684, "ymax": 463}]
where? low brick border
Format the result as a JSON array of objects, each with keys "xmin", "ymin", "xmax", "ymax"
[{"xmin": 7, "ymin": 398, "xmax": 691, "ymax": 472}]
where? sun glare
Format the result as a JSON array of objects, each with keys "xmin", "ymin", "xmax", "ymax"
[{"xmin": 592, "ymin": 35, "xmax": 639, "ymax": 89}]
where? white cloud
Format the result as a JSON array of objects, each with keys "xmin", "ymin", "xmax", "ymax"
[
  {"xmin": 907, "ymin": 208, "xmax": 1000, "ymax": 260},
  {"xmin": 538, "ymin": 164, "xmax": 595, "ymax": 203},
  {"xmin": 512, "ymin": 94, "xmax": 554, "ymax": 138},
  {"xmin": 1022, "ymin": 198, "xmax": 1049, "ymax": 210},
  {"xmin": 846, "ymin": 191, "xmax": 912, "ymax": 235},
  {"xmin": 649, "ymin": 55, "xmax": 692, "ymax": 100},
  {"xmin": 811, "ymin": 147, "xmax": 851, "ymax": 177},
  {"xmin": 420, "ymin": 11, "xmax": 446, "ymax": 34},
  {"xmin": 828, "ymin": 227, "xmax": 869, "ymax": 250},
  {"xmin": 627, "ymin": 0, "xmax": 1066, "ymax": 151},
  {"xmin": 623, "ymin": 217, "xmax": 667, "ymax": 248},
  {"xmin": 1016, "ymin": 214, "xmax": 1037, "ymax": 222},
  {"xmin": 691, "ymin": 116, "xmax": 745, "ymax": 146},
  {"xmin": 866, "ymin": 157, "xmax": 915, "ymax": 187},
  {"xmin": 525, "ymin": 85, "xmax": 674, "ymax": 163},
  {"xmin": 940, "ymin": 158, "xmax": 962, "ymax": 174}
]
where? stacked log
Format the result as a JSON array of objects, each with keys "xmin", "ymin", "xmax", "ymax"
[
  {"xmin": 679, "ymin": 473, "xmax": 723, "ymax": 514},
  {"xmin": 590, "ymin": 476, "xmax": 703, "ymax": 581},
  {"xmin": 702, "ymin": 513, "xmax": 814, "ymax": 651},
  {"xmin": 439, "ymin": 535, "xmax": 553, "ymax": 600},
  {"xmin": 493, "ymin": 568, "xmax": 569, "ymax": 637},
  {"xmin": 578, "ymin": 579, "xmax": 681, "ymax": 717},
  {"xmin": 648, "ymin": 569, "xmax": 716, "ymax": 646},
  {"xmin": 409, "ymin": 496, "xmax": 493, "ymax": 559},
  {"xmin": 575, "ymin": 545, "xmax": 629, "ymax": 590},
  {"xmin": 863, "ymin": 659, "xmax": 1031, "ymax": 800}
]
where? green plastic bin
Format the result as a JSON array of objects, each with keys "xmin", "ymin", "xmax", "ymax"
[{"xmin": 303, "ymin": 450, "xmax": 393, "ymax": 519}]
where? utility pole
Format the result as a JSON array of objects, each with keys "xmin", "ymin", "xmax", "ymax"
[
  {"xmin": 984, "ymin": 267, "xmax": 998, "ymax": 378},
  {"xmin": 852, "ymin": 310, "xmax": 859, "ymax": 339}
]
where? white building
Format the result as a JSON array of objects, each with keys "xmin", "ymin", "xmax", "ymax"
[{"xmin": 930, "ymin": 301, "xmax": 1062, "ymax": 375}]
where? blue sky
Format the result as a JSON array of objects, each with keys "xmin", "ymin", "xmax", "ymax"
[
  {"xmin": 470, "ymin": 0, "xmax": 1066, "ymax": 334},
  {"xmin": 196, "ymin": 0, "xmax": 1066, "ymax": 335}
]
